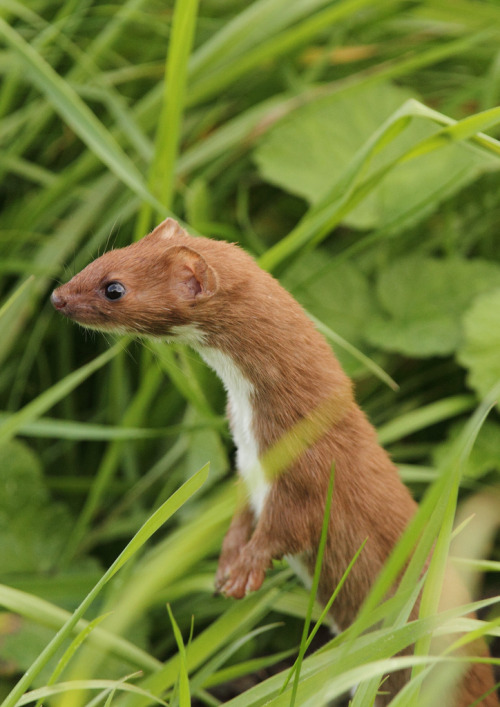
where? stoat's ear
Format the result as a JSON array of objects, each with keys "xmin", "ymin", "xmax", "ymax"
[
  {"xmin": 166, "ymin": 245, "xmax": 218, "ymax": 301},
  {"xmin": 147, "ymin": 217, "xmax": 187, "ymax": 240}
]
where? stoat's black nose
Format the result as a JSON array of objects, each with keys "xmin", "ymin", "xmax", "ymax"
[{"xmin": 51, "ymin": 290, "xmax": 67, "ymax": 310}]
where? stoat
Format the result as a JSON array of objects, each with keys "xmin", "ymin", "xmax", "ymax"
[{"xmin": 51, "ymin": 218, "xmax": 498, "ymax": 706}]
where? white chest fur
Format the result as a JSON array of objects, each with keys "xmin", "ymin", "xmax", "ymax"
[{"xmin": 193, "ymin": 345, "xmax": 271, "ymax": 517}]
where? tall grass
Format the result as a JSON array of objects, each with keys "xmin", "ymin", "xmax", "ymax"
[{"xmin": 0, "ymin": 1, "xmax": 499, "ymax": 706}]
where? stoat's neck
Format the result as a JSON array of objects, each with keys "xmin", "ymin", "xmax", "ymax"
[{"xmin": 168, "ymin": 288, "xmax": 353, "ymax": 515}]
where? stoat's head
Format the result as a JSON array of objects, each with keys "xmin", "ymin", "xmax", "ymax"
[{"xmin": 51, "ymin": 218, "xmax": 219, "ymax": 337}]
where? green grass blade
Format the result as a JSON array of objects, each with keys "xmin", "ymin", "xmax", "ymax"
[
  {"xmin": 34, "ymin": 613, "xmax": 112, "ymax": 707},
  {"xmin": 98, "ymin": 462, "xmax": 209, "ymax": 580},
  {"xmin": 0, "ymin": 341, "xmax": 125, "ymax": 446},
  {"xmin": 60, "ymin": 362, "xmax": 164, "ymax": 564},
  {"xmin": 120, "ymin": 579, "xmax": 284, "ymax": 707},
  {"xmin": 0, "ymin": 18, "xmax": 164, "ymax": 212},
  {"xmin": 220, "ymin": 594, "xmax": 500, "ymax": 707},
  {"xmin": 0, "ymin": 414, "xmax": 223, "ymax": 441},
  {"xmin": 151, "ymin": 0, "xmax": 199, "ymax": 210},
  {"xmin": 377, "ymin": 396, "xmax": 476, "ymax": 446},
  {"xmin": 309, "ymin": 313, "xmax": 398, "ymax": 390},
  {"xmin": 166, "ymin": 605, "xmax": 191, "ymax": 707},
  {"xmin": 187, "ymin": 0, "xmax": 399, "ymax": 106},
  {"xmin": 409, "ymin": 387, "xmax": 499, "ymax": 700},
  {"xmin": 401, "ymin": 105, "xmax": 500, "ymax": 163},
  {"xmin": 0, "ymin": 584, "xmax": 160, "ymax": 672},
  {"xmin": 16, "ymin": 679, "xmax": 167, "ymax": 707},
  {"xmin": 288, "ymin": 464, "xmax": 335, "ymax": 706},
  {"xmin": 136, "ymin": 0, "xmax": 199, "ymax": 235},
  {"xmin": 259, "ymin": 90, "xmax": 500, "ymax": 272},
  {"xmin": 0, "ymin": 275, "xmax": 34, "ymax": 321},
  {"xmin": 304, "ymin": 540, "xmax": 367, "ymax": 655},
  {"xmin": 202, "ymin": 648, "xmax": 296, "ymax": 689},
  {"xmin": 192, "ymin": 622, "xmax": 286, "ymax": 694}
]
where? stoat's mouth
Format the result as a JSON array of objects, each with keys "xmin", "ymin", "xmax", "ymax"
[
  {"xmin": 50, "ymin": 289, "xmax": 125, "ymax": 333},
  {"xmin": 50, "ymin": 291, "xmax": 90, "ymax": 323}
]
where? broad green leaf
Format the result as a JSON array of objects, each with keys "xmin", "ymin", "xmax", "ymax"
[
  {"xmin": 366, "ymin": 257, "xmax": 500, "ymax": 357},
  {"xmin": 311, "ymin": 314, "xmax": 398, "ymax": 390},
  {"xmin": 283, "ymin": 251, "xmax": 397, "ymax": 387},
  {"xmin": 254, "ymin": 82, "xmax": 498, "ymax": 231},
  {"xmin": 283, "ymin": 252, "xmax": 379, "ymax": 375},
  {"xmin": 258, "ymin": 94, "xmax": 500, "ymax": 273},
  {"xmin": 0, "ymin": 465, "xmax": 208, "ymax": 707},
  {"xmin": 0, "ymin": 441, "xmax": 72, "ymax": 575},
  {"xmin": 433, "ymin": 419, "xmax": 500, "ymax": 479},
  {"xmin": 457, "ymin": 288, "xmax": 500, "ymax": 410}
]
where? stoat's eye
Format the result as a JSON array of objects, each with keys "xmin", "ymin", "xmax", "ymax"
[{"xmin": 104, "ymin": 281, "xmax": 126, "ymax": 300}]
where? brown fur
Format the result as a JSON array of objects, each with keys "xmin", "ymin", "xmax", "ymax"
[{"xmin": 52, "ymin": 218, "xmax": 498, "ymax": 705}]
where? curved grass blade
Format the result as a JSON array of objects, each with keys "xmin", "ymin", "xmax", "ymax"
[
  {"xmin": 259, "ymin": 96, "xmax": 500, "ymax": 272},
  {"xmin": 34, "ymin": 613, "xmax": 112, "ymax": 707},
  {"xmin": 192, "ymin": 622, "xmax": 287, "ymax": 694},
  {"xmin": 166, "ymin": 605, "xmax": 191, "ymax": 707},
  {"xmin": 377, "ymin": 395, "xmax": 476, "ymax": 446},
  {"xmin": 16, "ymin": 678, "xmax": 167, "ymax": 707},
  {"xmin": 0, "ymin": 585, "xmax": 160, "ymax": 672},
  {"xmin": 309, "ymin": 313, "xmax": 398, "ymax": 391},
  {"xmin": 120, "ymin": 577, "xmax": 284, "ymax": 707}
]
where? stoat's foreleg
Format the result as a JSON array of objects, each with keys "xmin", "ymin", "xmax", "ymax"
[
  {"xmin": 215, "ymin": 502, "xmax": 255, "ymax": 593},
  {"xmin": 219, "ymin": 475, "xmax": 315, "ymax": 598}
]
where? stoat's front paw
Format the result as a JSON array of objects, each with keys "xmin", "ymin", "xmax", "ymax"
[
  {"xmin": 215, "ymin": 547, "xmax": 270, "ymax": 599},
  {"xmin": 214, "ymin": 549, "xmax": 240, "ymax": 593}
]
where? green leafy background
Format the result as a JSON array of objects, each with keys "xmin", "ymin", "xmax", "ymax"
[
  {"xmin": 0, "ymin": 1, "xmax": 499, "ymax": 706},
  {"xmin": 254, "ymin": 82, "xmax": 499, "ymax": 230}
]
